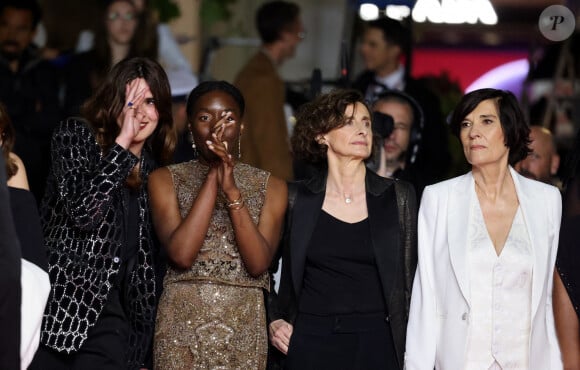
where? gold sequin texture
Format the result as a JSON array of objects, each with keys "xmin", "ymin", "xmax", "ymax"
[{"xmin": 154, "ymin": 161, "xmax": 270, "ymax": 370}]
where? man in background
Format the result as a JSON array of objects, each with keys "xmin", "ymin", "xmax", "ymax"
[
  {"xmin": 516, "ymin": 125, "xmax": 561, "ymax": 187},
  {"xmin": 234, "ymin": 1, "xmax": 304, "ymax": 181},
  {"xmin": 371, "ymin": 90, "xmax": 426, "ymax": 198},
  {"xmin": 0, "ymin": 0, "xmax": 61, "ymax": 203},
  {"xmin": 353, "ymin": 17, "xmax": 451, "ymax": 184}
]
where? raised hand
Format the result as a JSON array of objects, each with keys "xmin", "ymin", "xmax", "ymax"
[
  {"xmin": 115, "ymin": 78, "xmax": 147, "ymax": 150},
  {"xmin": 206, "ymin": 112, "xmax": 239, "ymax": 198}
]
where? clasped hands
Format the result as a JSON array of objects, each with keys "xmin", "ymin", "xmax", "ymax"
[{"xmin": 206, "ymin": 112, "xmax": 239, "ymax": 201}]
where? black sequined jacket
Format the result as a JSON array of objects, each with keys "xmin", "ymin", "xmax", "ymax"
[{"xmin": 40, "ymin": 118, "xmax": 158, "ymax": 368}]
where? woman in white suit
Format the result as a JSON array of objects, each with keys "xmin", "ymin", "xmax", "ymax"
[{"xmin": 405, "ymin": 88, "xmax": 562, "ymax": 370}]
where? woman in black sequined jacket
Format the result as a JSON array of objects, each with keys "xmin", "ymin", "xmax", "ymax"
[{"xmin": 36, "ymin": 57, "xmax": 176, "ymax": 369}]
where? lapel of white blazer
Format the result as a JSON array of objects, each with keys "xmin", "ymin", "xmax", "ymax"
[
  {"xmin": 509, "ymin": 166, "xmax": 547, "ymax": 320},
  {"xmin": 447, "ymin": 172, "xmax": 474, "ymax": 307}
]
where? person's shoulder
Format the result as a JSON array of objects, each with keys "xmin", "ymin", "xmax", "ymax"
[
  {"xmin": 424, "ymin": 172, "xmax": 468, "ymax": 193},
  {"xmin": 235, "ymin": 52, "xmax": 276, "ymax": 81},
  {"xmin": 351, "ymin": 70, "xmax": 374, "ymax": 92},
  {"xmin": 516, "ymin": 172, "xmax": 561, "ymax": 199},
  {"xmin": 52, "ymin": 118, "xmax": 96, "ymax": 145},
  {"xmin": 237, "ymin": 162, "xmax": 270, "ymax": 177},
  {"xmin": 56, "ymin": 117, "xmax": 90, "ymax": 132},
  {"xmin": 148, "ymin": 165, "xmax": 173, "ymax": 185}
]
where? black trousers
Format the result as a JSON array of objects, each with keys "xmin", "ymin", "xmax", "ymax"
[
  {"xmin": 32, "ymin": 285, "xmax": 129, "ymax": 370},
  {"xmin": 285, "ymin": 312, "xmax": 399, "ymax": 370}
]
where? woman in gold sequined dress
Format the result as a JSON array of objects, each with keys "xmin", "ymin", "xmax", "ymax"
[{"xmin": 148, "ymin": 81, "xmax": 288, "ymax": 369}]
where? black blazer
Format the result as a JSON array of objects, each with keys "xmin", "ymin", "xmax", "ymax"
[{"xmin": 268, "ymin": 169, "xmax": 418, "ymax": 369}]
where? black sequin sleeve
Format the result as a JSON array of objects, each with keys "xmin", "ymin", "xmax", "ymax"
[{"xmin": 50, "ymin": 118, "xmax": 139, "ymax": 230}]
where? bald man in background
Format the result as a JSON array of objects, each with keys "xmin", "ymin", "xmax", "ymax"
[{"xmin": 516, "ymin": 126, "xmax": 561, "ymax": 186}]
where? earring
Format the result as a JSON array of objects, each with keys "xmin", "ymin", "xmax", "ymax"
[
  {"xmin": 238, "ymin": 134, "xmax": 242, "ymax": 160},
  {"xmin": 189, "ymin": 130, "xmax": 198, "ymax": 158}
]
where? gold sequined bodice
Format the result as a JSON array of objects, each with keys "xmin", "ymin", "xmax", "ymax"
[{"xmin": 164, "ymin": 161, "xmax": 270, "ymax": 291}]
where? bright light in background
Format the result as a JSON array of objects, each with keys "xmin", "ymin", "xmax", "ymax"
[
  {"xmin": 359, "ymin": 3, "xmax": 380, "ymax": 20},
  {"xmin": 412, "ymin": 0, "xmax": 497, "ymax": 25},
  {"xmin": 386, "ymin": 5, "xmax": 411, "ymax": 21},
  {"xmin": 466, "ymin": 58, "xmax": 529, "ymax": 97}
]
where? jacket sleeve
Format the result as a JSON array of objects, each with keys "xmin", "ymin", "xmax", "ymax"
[
  {"xmin": 50, "ymin": 119, "xmax": 139, "ymax": 230},
  {"xmin": 266, "ymin": 182, "xmax": 297, "ymax": 323},
  {"xmin": 398, "ymin": 180, "xmax": 418, "ymax": 315},
  {"xmin": 546, "ymin": 186, "xmax": 563, "ymax": 370},
  {"xmin": 405, "ymin": 186, "xmax": 438, "ymax": 370}
]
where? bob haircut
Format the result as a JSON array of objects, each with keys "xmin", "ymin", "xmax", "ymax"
[
  {"xmin": 449, "ymin": 88, "xmax": 531, "ymax": 165},
  {"xmin": 0, "ymin": 102, "xmax": 17, "ymax": 179},
  {"xmin": 185, "ymin": 80, "xmax": 245, "ymax": 120},
  {"xmin": 291, "ymin": 89, "xmax": 372, "ymax": 167},
  {"xmin": 81, "ymin": 56, "xmax": 176, "ymax": 166}
]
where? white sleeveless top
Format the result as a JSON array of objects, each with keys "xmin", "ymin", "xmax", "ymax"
[{"xmin": 465, "ymin": 194, "xmax": 533, "ymax": 370}]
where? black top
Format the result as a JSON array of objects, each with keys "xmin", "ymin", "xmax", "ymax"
[
  {"xmin": 298, "ymin": 210, "xmax": 386, "ymax": 315},
  {"xmin": 0, "ymin": 157, "xmax": 22, "ymax": 370},
  {"xmin": 556, "ymin": 147, "xmax": 580, "ymax": 318},
  {"xmin": 9, "ymin": 187, "xmax": 48, "ymax": 271}
]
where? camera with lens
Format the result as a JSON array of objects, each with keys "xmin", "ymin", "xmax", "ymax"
[{"xmin": 372, "ymin": 111, "xmax": 394, "ymax": 139}]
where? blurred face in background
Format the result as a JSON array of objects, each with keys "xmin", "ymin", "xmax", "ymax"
[
  {"xmin": 0, "ymin": 6, "xmax": 35, "ymax": 61},
  {"xmin": 515, "ymin": 126, "xmax": 560, "ymax": 183},
  {"xmin": 106, "ymin": 0, "xmax": 138, "ymax": 46},
  {"xmin": 374, "ymin": 99, "xmax": 413, "ymax": 164},
  {"xmin": 280, "ymin": 17, "xmax": 305, "ymax": 60},
  {"xmin": 359, "ymin": 27, "xmax": 400, "ymax": 76}
]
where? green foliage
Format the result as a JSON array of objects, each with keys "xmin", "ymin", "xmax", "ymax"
[
  {"xmin": 200, "ymin": 0, "xmax": 238, "ymax": 27},
  {"xmin": 150, "ymin": 0, "xmax": 181, "ymax": 23}
]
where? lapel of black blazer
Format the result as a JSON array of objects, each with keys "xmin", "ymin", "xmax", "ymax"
[
  {"xmin": 290, "ymin": 173, "xmax": 326, "ymax": 297},
  {"xmin": 366, "ymin": 171, "xmax": 399, "ymax": 310}
]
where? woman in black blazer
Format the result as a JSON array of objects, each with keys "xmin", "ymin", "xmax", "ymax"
[{"xmin": 268, "ymin": 89, "xmax": 417, "ymax": 369}]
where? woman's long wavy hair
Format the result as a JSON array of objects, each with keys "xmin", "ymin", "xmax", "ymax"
[
  {"xmin": 81, "ymin": 57, "xmax": 176, "ymax": 187},
  {"xmin": 0, "ymin": 102, "xmax": 18, "ymax": 180},
  {"xmin": 91, "ymin": 0, "xmax": 158, "ymax": 88}
]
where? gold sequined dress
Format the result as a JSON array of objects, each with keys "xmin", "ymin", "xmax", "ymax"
[{"xmin": 154, "ymin": 161, "xmax": 270, "ymax": 370}]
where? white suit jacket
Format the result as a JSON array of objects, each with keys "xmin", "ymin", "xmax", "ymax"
[{"xmin": 405, "ymin": 168, "xmax": 562, "ymax": 370}]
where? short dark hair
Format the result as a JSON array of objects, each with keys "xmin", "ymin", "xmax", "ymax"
[
  {"xmin": 449, "ymin": 88, "xmax": 531, "ymax": 165},
  {"xmin": 186, "ymin": 80, "xmax": 245, "ymax": 119},
  {"xmin": 366, "ymin": 17, "xmax": 411, "ymax": 56},
  {"xmin": 292, "ymin": 89, "xmax": 371, "ymax": 166},
  {"xmin": 256, "ymin": 1, "xmax": 300, "ymax": 44},
  {"xmin": 0, "ymin": 0, "xmax": 42, "ymax": 29},
  {"xmin": 81, "ymin": 57, "xmax": 176, "ymax": 166}
]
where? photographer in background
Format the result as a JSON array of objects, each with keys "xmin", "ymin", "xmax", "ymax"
[{"xmin": 368, "ymin": 90, "xmax": 426, "ymax": 199}]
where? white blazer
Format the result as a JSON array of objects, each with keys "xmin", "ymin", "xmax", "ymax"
[{"xmin": 405, "ymin": 168, "xmax": 562, "ymax": 370}]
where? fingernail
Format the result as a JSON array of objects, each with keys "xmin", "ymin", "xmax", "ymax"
[{"xmin": 205, "ymin": 140, "xmax": 212, "ymax": 145}]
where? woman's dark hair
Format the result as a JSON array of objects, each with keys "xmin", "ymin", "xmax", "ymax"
[
  {"xmin": 186, "ymin": 80, "xmax": 245, "ymax": 119},
  {"xmin": 292, "ymin": 89, "xmax": 371, "ymax": 166},
  {"xmin": 449, "ymin": 88, "xmax": 531, "ymax": 165},
  {"xmin": 0, "ymin": 103, "xmax": 17, "ymax": 179},
  {"xmin": 91, "ymin": 0, "xmax": 158, "ymax": 88},
  {"xmin": 81, "ymin": 57, "xmax": 176, "ymax": 166}
]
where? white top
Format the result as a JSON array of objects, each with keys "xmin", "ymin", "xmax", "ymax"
[
  {"xmin": 21, "ymin": 259, "xmax": 50, "ymax": 370},
  {"xmin": 465, "ymin": 196, "xmax": 533, "ymax": 370}
]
